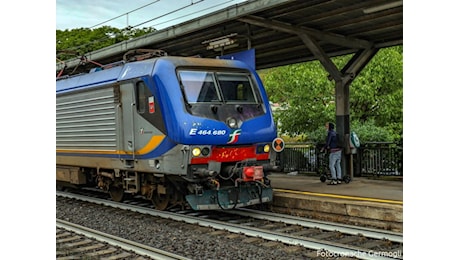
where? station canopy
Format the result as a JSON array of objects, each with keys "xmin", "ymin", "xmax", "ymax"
[{"xmin": 56, "ymin": 0, "xmax": 403, "ymax": 74}]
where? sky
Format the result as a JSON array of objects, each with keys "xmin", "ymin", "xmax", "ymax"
[{"xmin": 56, "ymin": 0, "xmax": 248, "ymax": 30}]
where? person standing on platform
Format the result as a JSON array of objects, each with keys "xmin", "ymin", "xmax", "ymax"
[{"xmin": 321, "ymin": 122, "xmax": 342, "ymax": 185}]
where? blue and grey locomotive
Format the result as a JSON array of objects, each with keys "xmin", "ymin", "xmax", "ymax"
[{"xmin": 56, "ymin": 51, "xmax": 284, "ymax": 210}]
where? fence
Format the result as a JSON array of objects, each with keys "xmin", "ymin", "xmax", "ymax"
[{"xmin": 279, "ymin": 142, "xmax": 402, "ymax": 177}]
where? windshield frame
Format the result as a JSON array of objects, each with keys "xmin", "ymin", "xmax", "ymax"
[{"xmin": 177, "ymin": 68, "xmax": 261, "ymax": 105}]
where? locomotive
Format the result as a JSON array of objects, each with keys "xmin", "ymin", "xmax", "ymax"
[{"xmin": 56, "ymin": 50, "xmax": 284, "ymax": 210}]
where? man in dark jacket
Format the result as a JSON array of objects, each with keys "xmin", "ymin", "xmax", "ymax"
[{"xmin": 322, "ymin": 122, "xmax": 342, "ymax": 185}]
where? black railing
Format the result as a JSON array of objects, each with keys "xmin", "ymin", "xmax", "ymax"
[
  {"xmin": 279, "ymin": 142, "xmax": 402, "ymax": 177},
  {"xmin": 356, "ymin": 142, "xmax": 402, "ymax": 176},
  {"xmin": 279, "ymin": 143, "xmax": 318, "ymax": 173}
]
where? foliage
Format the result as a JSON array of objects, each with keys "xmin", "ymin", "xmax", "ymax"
[
  {"xmin": 349, "ymin": 46, "xmax": 403, "ymax": 141},
  {"xmin": 259, "ymin": 60, "xmax": 336, "ymax": 136},
  {"xmin": 350, "ymin": 120, "xmax": 395, "ymax": 143},
  {"xmin": 56, "ymin": 26, "xmax": 156, "ymax": 61},
  {"xmin": 304, "ymin": 119, "xmax": 394, "ymax": 146},
  {"xmin": 260, "ymin": 46, "xmax": 402, "ymax": 143}
]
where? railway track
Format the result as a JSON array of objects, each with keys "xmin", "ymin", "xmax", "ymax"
[
  {"xmin": 57, "ymin": 190, "xmax": 403, "ymax": 259},
  {"xmin": 57, "ymin": 219, "xmax": 190, "ymax": 260},
  {"xmin": 177, "ymin": 210, "xmax": 402, "ymax": 259}
]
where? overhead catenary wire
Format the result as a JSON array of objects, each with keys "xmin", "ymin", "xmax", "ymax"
[
  {"xmin": 130, "ymin": 0, "xmax": 205, "ymax": 29},
  {"xmin": 89, "ymin": 0, "xmax": 162, "ymax": 29},
  {"xmin": 57, "ymin": 0, "xmax": 241, "ymax": 61},
  {"xmin": 145, "ymin": 0, "xmax": 236, "ymax": 29}
]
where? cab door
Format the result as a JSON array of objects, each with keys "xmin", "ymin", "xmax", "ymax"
[
  {"xmin": 119, "ymin": 80, "xmax": 161, "ymax": 160},
  {"xmin": 119, "ymin": 82, "xmax": 136, "ymax": 163}
]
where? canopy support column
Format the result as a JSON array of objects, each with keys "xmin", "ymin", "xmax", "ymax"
[{"xmin": 298, "ymin": 32, "xmax": 378, "ymax": 179}]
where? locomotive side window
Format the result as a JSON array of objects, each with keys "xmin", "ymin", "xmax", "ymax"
[{"xmin": 136, "ymin": 81, "xmax": 152, "ymax": 114}]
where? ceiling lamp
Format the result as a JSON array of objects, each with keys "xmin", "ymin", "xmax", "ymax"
[{"xmin": 202, "ymin": 33, "xmax": 239, "ymax": 51}]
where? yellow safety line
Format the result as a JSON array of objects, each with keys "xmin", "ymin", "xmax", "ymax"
[{"xmin": 274, "ymin": 188, "xmax": 403, "ymax": 205}]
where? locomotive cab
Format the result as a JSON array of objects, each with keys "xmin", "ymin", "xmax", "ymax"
[{"xmin": 167, "ymin": 62, "xmax": 281, "ymax": 210}]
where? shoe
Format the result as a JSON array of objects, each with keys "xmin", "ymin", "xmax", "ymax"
[
  {"xmin": 328, "ymin": 180, "xmax": 337, "ymax": 185},
  {"xmin": 337, "ymin": 180, "xmax": 342, "ymax": 184}
]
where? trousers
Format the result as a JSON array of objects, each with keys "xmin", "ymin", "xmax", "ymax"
[{"xmin": 329, "ymin": 150, "xmax": 342, "ymax": 180}]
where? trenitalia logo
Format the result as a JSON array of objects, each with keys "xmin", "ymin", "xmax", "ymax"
[{"xmin": 227, "ymin": 129, "xmax": 242, "ymax": 144}]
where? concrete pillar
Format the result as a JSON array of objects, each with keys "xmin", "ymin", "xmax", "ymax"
[{"xmin": 334, "ymin": 79, "xmax": 351, "ymax": 180}]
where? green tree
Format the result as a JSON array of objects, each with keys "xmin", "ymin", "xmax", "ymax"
[
  {"xmin": 307, "ymin": 119, "xmax": 393, "ymax": 143},
  {"xmin": 260, "ymin": 46, "xmax": 403, "ymax": 142},
  {"xmin": 56, "ymin": 26, "xmax": 156, "ymax": 61},
  {"xmin": 259, "ymin": 60, "xmax": 336, "ymax": 136},
  {"xmin": 349, "ymin": 46, "xmax": 403, "ymax": 141}
]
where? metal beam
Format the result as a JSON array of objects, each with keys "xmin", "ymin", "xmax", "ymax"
[
  {"xmin": 297, "ymin": 33, "xmax": 343, "ymax": 82},
  {"xmin": 341, "ymin": 47, "xmax": 379, "ymax": 87},
  {"xmin": 238, "ymin": 15, "xmax": 375, "ymax": 82},
  {"xmin": 238, "ymin": 15, "xmax": 372, "ymax": 49}
]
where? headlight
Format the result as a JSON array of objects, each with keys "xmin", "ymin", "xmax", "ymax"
[
  {"xmin": 263, "ymin": 144, "xmax": 270, "ymax": 153},
  {"xmin": 201, "ymin": 147, "xmax": 210, "ymax": 156},
  {"xmin": 256, "ymin": 144, "xmax": 270, "ymax": 154},
  {"xmin": 227, "ymin": 117, "xmax": 237, "ymax": 128},
  {"xmin": 192, "ymin": 147, "xmax": 201, "ymax": 157}
]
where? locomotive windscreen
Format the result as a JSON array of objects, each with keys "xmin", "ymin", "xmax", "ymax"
[
  {"xmin": 178, "ymin": 70, "xmax": 259, "ymax": 104},
  {"xmin": 216, "ymin": 73, "xmax": 257, "ymax": 103}
]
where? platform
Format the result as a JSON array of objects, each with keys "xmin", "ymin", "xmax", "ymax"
[{"xmin": 267, "ymin": 173, "xmax": 403, "ymax": 232}]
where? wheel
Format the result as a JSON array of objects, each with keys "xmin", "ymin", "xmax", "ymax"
[
  {"xmin": 152, "ymin": 192, "xmax": 170, "ymax": 210},
  {"xmin": 109, "ymin": 185, "xmax": 124, "ymax": 202},
  {"xmin": 320, "ymin": 174, "xmax": 327, "ymax": 182},
  {"xmin": 343, "ymin": 175, "xmax": 351, "ymax": 183}
]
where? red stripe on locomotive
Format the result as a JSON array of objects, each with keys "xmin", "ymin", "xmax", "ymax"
[{"xmin": 191, "ymin": 146, "xmax": 269, "ymax": 164}]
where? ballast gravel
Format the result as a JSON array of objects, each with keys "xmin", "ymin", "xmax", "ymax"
[{"xmin": 56, "ymin": 198, "xmax": 329, "ymax": 260}]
